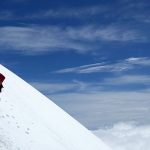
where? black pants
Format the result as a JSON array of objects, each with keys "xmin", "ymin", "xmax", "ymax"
[{"xmin": 0, "ymin": 84, "xmax": 3, "ymax": 92}]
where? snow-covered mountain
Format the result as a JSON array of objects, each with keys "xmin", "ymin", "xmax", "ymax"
[{"xmin": 0, "ymin": 65, "xmax": 111, "ymax": 150}]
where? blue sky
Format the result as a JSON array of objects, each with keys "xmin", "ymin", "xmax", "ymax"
[{"xmin": 1, "ymin": 0, "xmax": 150, "ymax": 130}]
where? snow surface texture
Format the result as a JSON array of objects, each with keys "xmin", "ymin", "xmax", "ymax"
[
  {"xmin": 0, "ymin": 64, "xmax": 111, "ymax": 150},
  {"xmin": 93, "ymin": 122, "xmax": 150, "ymax": 150}
]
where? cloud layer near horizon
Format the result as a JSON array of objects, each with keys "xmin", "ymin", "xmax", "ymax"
[{"xmin": 93, "ymin": 122, "xmax": 150, "ymax": 150}]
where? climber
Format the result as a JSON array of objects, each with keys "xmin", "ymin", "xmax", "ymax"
[{"xmin": 0, "ymin": 73, "xmax": 5, "ymax": 92}]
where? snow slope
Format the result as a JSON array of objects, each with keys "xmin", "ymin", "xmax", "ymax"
[{"xmin": 0, "ymin": 65, "xmax": 111, "ymax": 150}]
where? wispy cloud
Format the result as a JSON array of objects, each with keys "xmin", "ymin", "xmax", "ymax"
[
  {"xmin": 55, "ymin": 57, "xmax": 150, "ymax": 74},
  {"xmin": 66, "ymin": 26, "xmax": 144, "ymax": 42},
  {"xmin": 0, "ymin": 26, "xmax": 88, "ymax": 54},
  {"xmin": 126, "ymin": 57, "xmax": 150, "ymax": 65},
  {"xmin": 0, "ymin": 11, "xmax": 15, "ymax": 20},
  {"xmin": 120, "ymin": 0, "xmax": 150, "ymax": 24},
  {"xmin": 32, "ymin": 74, "xmax": 150, "ymax": 96},
  {"xmin": 1, "ymin": 1, "xmax": 150, "ymax": 26},
  {"xmin": 23, "ymin": 1, "xmax": 150, "ymax": 26},
  {"xmin": 30, "ymin": 6, "xmax": 108, "ymax": 19},
  {"xmin": 0, "ymin": 26, "xmax": 145, "ymax": 55},
  {"xmin": 103, "ymin": 75, "xmax": 150, "ymax": 87},
  {"xmin": 0, "ymin": 5, "xmax": 107, "ymax": 21},
  {"xmin": 54, "ymin": 63, "xmax": 107, "ymax": 74},
  {"xmin": 31, "ymin": 80, "xmax": 88, "ymax": 94}
]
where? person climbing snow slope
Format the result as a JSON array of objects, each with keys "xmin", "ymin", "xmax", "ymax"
[{"xmin": 0, "ymin": 73, "xmax": 5, "ymax": 93}]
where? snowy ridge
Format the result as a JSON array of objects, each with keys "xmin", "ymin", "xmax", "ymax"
[{"xmin": 0, "ymin": 65, "xmax": 111, "ymax": 150}]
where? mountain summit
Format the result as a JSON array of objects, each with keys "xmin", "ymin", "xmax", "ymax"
[{"xmin": 0, "ymin": 65, "xmax": 111, "ymax": 150}]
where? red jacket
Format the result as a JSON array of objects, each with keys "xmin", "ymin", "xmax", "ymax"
[{"xmin": 0, "ymin": 73, "xmax": 5, "ymax": 83}]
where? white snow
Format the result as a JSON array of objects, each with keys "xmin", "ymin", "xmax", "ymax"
[{"xmin": 0, "ymin": 65, "xmax": 111, "ymax": 150}]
